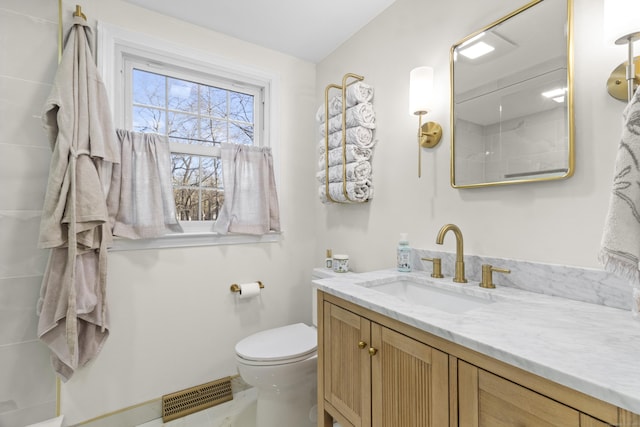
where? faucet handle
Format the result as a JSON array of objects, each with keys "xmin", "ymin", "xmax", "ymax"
[
  {"xmin": 421, "ymin": 257, "xmax": 444, "ymax": 278},
  {"xmin": 480, "ymin": 264, "xmax": 510, "ymax": 289}
]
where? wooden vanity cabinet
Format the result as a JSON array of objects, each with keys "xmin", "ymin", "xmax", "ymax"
[
  {"xmin": 457, "ymin": 360, "xmax": 610, "ymax": 427},
  {"xmin": 317, "ymin": 292, "xmax": 640, "ymax": 427},
  {"xmin": 320, "ymin": 301, "xmax": 449, "ymax": 427}
]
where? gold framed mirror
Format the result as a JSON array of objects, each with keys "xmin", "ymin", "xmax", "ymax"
[{"xmin": 450, "ymin": 0, "xmax": 574, "ymax": 188}]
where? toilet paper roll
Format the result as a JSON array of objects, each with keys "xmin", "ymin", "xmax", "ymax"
[{"xmin": 238, "ymin": 282, "xmax": 261, "ymax": 299}]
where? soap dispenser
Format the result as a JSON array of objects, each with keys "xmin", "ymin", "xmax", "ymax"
[{"xmin": 397, "ymin": 233, "xmax": 411, "ymax": 272}]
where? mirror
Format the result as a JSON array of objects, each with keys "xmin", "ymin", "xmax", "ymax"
[{"xmin": 450, "ymin": 0, "xmax": 574, "ymax": 188}]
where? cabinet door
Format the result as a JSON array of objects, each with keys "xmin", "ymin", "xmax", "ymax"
[
  {"xmin": 371, "ymin": 324, "xmax": 449, "ymax": 427},
  {"xmin": 458, "ymin": 360, "xmax": 580, "ymax": 427},
  {"xmin": 580, "ymin": 414, "xmax": 613, "ymax": 427},
  {"xmin": 323, "ymin": 302, "xmax": 372, "ymax": 427}
]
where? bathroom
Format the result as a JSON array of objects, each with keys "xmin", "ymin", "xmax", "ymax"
[{"xmin": 0, "ymin": 0, "xmax": 635, "ymax": 425}]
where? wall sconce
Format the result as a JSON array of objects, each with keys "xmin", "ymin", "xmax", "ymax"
[
  {"xmin": 410, "ymin": 66, "xmax": 442, "ymax": 178},
  {"xmin": 604, "ymin": 0, "xmax": 640, "ymax": 101}
]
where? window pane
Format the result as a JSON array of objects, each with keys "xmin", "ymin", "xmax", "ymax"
[
  {"xmin": 171, "ymin": 154, "xmax": 200, "ymax": 186},
  {"xmin": 200, "ymin": 86, "xmax": 227, "ymax": 118},
  {"xmin": 229, "ymin": 123, "xmax": 253, "ymax": 145},
  {"xmin": 168, "ymin": 112, "xmax": 199, "ymax": 143},
  {"xmin": 133, "ymin": 106, "xmax": 166, "ymax": 134},
  {"xmin": 201, "ymin": 189, "xmax": 224, "ymax": 220},
  {"xmin": 202, "ymin": 118, "xmax": 227, "ymax": 144},
  {"xmin": 133, "ymin": 69, "xmax": 165, "ymax": 107},
  {"xmin": 168, "ymin": 78, "xmax": 198, "ymax": 112},
  {"xmin": 200, "ymin": 156, "xmax": 222, "ymax": 188},
  {"xmin": 229, "ymin": 91, "xmax": 253, "ymax": 123},
  {"xmin": 174, "ymin": 188, "xmax": 198, "ymax": 221}
]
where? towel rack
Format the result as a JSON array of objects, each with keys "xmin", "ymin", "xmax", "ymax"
[
  {"xmin": 322, "ymin": 73, "xmax": 372, "ymax": 204},
  {"xmin": 58, "ymin": 2, "xmax": 87, "ymax": 64}
]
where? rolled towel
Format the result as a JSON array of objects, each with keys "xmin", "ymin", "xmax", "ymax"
[
  {"xmin": 316, "ymin": 160, "xmax": 372, "ymax": 183},
  {"xmin": 315, "ymin": 96, "xmax": 343, "ymax": 122},
  {"xmin": 346, "ymin": 81, "xmax": 374, "ymax": 107},
  {"xmin": 319, "ymin": 102, "xmax": 375, "ymax": 136},
  {"xmin": 315, "ymin": 82, "xmax": 375, "ymax": 122},
  {"xmin": 319, "ymin": 179, "xmax": 373, "ymax": 203},
  {"xmin": 318, "ymin": 145, "xmax": 372, "ymax": 168},
  {"xmin": 318, "ymin": 126, "xmax": 375, "ymax": 153}
]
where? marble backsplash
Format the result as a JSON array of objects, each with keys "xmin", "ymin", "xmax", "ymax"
[{"xmin": 411, "ymin": 249, "xmax": 632, "ymax": 311}]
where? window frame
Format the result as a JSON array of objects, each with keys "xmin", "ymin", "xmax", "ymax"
[{"xmin": 97, "ymin": 21, "xmax": 281, "ymax": 250}]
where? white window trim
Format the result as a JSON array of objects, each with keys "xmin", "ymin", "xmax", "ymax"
[{"xmin": 96, "ymin": 21, "xmax": 282, "ymax": 250}]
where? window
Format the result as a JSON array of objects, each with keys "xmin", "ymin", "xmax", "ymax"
[
  {"xmin": 99, "ymin": 23, "xmax": 278, "ymax": 248},
  {"xmin": 125, "ymin": 61, "xmax": 263, "ymax": 224}
]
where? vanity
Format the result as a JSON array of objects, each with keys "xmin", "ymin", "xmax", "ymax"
[{"xmin": 313, "ymin": 269, "xmax": 640, "ymax": 427}]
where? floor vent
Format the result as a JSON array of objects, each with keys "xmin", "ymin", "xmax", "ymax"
[{"xmin": 161, "ymin": 376, "xmax": 233, "ymax": 422}]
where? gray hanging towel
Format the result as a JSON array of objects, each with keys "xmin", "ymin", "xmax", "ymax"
[{"xmin": 37, "ymin": 16, "xmax": 119, "ymax": 381}]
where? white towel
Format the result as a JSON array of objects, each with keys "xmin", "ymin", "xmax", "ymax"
[
  {"xmin": 37, "ymin": 16, "xmax": 118, "ymax": 380},
  {"xmin": 316, "ymin": 96, "xmax": 343, "ymax": 123},
  {"xmin": 319, "ymin": 145, "xmax": 372, "ymax": 168},
  {"xmin": 599, "ymin": 87, "xmax": 640, "ymax": 286},
  {"xmin": 318, "ymin": 126, "xmax": 375, "ymax": 153},
  {"xmin": 319, "ymin": 179, "xmax": 373, "ymax": 203},
  {"xmin": 37, "ymin": 248, "xmax": 109, "ymax": 382},
  {"xmin": 315, "ymin": 82, "xmax": 374, "ymax": 122},
  {"xmin": 319, "ymin": 102, "xmax": 376, "ymax": 136},
  {"xmin": 316, "ymin": 161, "xmax": 372, "ymax": 183}
]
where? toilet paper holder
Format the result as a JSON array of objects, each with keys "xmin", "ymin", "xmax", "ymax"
[{"xmin": 230, "ymin": 281, "xmax": 264, "ymax": 293}]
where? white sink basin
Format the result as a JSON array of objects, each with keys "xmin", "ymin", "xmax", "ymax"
[{"xmin": 367, "ymin": 279, "xmax": 493, "ymax": 314}]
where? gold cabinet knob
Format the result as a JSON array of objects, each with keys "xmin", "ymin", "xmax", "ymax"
[
  {"xmin": 368, "ymin": 347, "xmax": 378, "ymax": 356},
  {"xmin": 358, "ymin": 341, "xmax": 367, "ymax": 349}
]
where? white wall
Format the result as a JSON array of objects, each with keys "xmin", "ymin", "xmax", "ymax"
[
  {"xmin": 0, "ymin": 0, "xmax": 319, "ymax": 425},
  {"xmin": 0, "ymin": 2, "xmax": 60, "ymax": 426},
  {"xmin": 315, "ymin": 0, "xmax": 626, "ymax": 273},
  {"xmin": 0, "ymin": 0, "xmax": 631, "ymax": 425}
]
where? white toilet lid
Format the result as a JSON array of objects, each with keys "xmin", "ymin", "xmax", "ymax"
[{"xmin": 235, "ymin": 323, "xmax": 317, "ymax": 363}]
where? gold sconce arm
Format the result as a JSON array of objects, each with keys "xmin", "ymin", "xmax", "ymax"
[
  {"xmin": 410, "ymin": 66, "xmax": 442, "ymax": 178},
  {"xmin": 607, "ymin": 56, "xmax": 640, "ymax": 101},
  {"xmin": 416, "ymin": 113, "xmax": 442, "ymax": 178},
  {"xmin": 603, "ymin": 1, "xmax": 640, "ymax": 102}
]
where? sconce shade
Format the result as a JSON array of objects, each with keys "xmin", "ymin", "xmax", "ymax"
[
  {"xmin": 603, "ymin": 0, "xmax": 640, "ymax": 44},
  {"xmin": 409, "ymin": 66, "xmax": 434, "ymax": 115}
]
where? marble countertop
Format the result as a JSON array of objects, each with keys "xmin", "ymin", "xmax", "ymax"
[{"xmin": 312, "ymin": 268, "xmax": 640, "ymax": 414}]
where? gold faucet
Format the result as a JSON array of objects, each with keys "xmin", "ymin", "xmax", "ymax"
[
  {"xmin": 480, "ymin": 264, "xmax": 510, "ymax": 289},
  {"xmin": 435, "ymin": 224, "xmax": 467, "ymax": 283}
]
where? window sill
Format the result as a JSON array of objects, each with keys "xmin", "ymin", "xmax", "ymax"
[{"xmin": 108, "ymin": 231, "xmax": 282, "ymax": 251}]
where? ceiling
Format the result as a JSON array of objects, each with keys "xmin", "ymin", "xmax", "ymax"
[{"xmin": 122, "ymin": 0, "xmax": 397, "ymax": 63}]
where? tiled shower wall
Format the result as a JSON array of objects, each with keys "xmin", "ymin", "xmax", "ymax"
[{"xmin": 0, "ymin": 1, "xmax": 59, "ymax": 425}]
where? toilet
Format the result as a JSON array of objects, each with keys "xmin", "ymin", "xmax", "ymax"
[{"xmin": 234, "ymin": 282, "xmax": 320, "ymax": 427}]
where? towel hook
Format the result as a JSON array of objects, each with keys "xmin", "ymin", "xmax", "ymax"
[
  {"xmin": 58, "ymin": 2, "xmax": 87, "ymax": 64},
  {"xmin": 73, "ymin": 5, "xmax": 87, "ymax": 20}
]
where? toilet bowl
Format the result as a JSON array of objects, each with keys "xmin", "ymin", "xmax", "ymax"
[{"xmin": 235, "ymin": 322, "xmax": 317, "ymax": 427}]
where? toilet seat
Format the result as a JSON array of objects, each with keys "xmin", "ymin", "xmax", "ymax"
[{"xmin": 235, "ymin": 323, "xmax": 317, "ymax": 366}]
